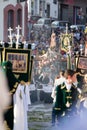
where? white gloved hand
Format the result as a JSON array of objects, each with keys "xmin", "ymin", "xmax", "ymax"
[{"xmin": 66, "ymin": 101, "xmax": 70, "ymax": 107}]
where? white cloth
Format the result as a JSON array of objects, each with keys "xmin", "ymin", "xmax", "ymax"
[
  {"xmin": 54, "ymin": 77, "xmax": 66, "ymax": 87},
  {"xmin": 13, "ymin": 84, "xmax": 31, "ymax": 130},
  {"xmin": 65, "ymin": 81, "xmax": 71, "ymax": 91}
]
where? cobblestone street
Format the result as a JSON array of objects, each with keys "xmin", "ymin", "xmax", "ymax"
[
  {"xmin": 27, "ymin": 102, "xmax": 87, "ymax": 130},
  {"xmin": 28, "ymin": 103, "xmax": 53, "ymax": 130}
]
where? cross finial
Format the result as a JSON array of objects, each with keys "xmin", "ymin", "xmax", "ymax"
[
  {"xmin": 15, "ymin": 25, "xmax": 21, "ymax": 49},
  {"xmin": 8, "ymin": 27, "xmax": 13, "ymax": 47}
]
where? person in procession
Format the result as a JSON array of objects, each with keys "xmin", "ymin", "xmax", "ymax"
[
  {"xmin": 51, "ymin": 69, "xmax": 81, "ymax": 126},
  {"xmin": 51, "ymin": 70, "xmax": 66, "ymax": 126},
  {"xmin": 13, "ymin": 81, "xmax": 31, "ymax": 130},
  {"xmin": 1, "ymin": 61, "xmax": 19, "ymax": 130},
  {"xmin": 0, "ymin": 66, "xmax": 11, "ymax": 130}
]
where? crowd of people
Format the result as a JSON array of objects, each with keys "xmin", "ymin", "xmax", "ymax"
[
  {"xmin": 0, "ymin": 23, "xmax": 87, "ymax": 130},
  {"xmin": 31, "ymin": 24, "xmax": 87, "ymax": 129},
  {"xmin": 0, "ymin": 61, "xmax": 31, "ymax": 130}
]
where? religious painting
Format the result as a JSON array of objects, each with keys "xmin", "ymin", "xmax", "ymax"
[
  {"xmin": 4, "ymin": 48, "xmax": 32, "ymax": 82},
  {"xmin": 77, "ymin": 56, "xmax": 87, "ymax": 70},
  {"xmin": 61, "ymin": 33, "xmax": 73, "ymax": 52},
  {"xmin": 7, "ymin": 53, "xmax": 27, "ymax": 73}
]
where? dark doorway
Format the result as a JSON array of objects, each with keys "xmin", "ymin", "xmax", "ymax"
[{"xmin": 47, "ymin": 4, "xmax": 50, "ymax": 18}]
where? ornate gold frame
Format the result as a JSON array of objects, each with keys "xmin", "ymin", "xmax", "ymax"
[{"xmin": 4, "ymin": 48, "xmax": 32, "ymax": 82}]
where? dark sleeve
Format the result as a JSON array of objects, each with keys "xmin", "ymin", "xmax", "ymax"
[
  {"xmin": 9, "ymin": 82, "xmax": 19, "ymax": 95},
  {"xmin": 6, "ymin": 70, "xmax": 20, "ymax": 95},
  {"xmin": 54, "ymin": 85, "xmax": 63, "ymax": 109}
]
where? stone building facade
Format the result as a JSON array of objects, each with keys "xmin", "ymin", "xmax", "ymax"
[
  {"xmin": 0, "ymin": 0, "xmax": 28, "ymax": 41},
  {"xmin": 58, "ymin": 0, "xmax": 87, "ymax": 24},
  {"xmin": 28, "ymin": 0, "xmax": 58, "ymax": 19}
]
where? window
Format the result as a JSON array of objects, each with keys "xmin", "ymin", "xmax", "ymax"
[
  {"xmin": 20, "ymin": 0, "xmax": 25, "ymax": 2},
  {"xmin": 17, "ymin": 0, "xmax": 25, "ymax": 2},
  {"xmin": 53, "ymin": 0, "xmax": 57, "ymax": 4},
  {"xmin": 44, "ymin": 20, "xmax": 51, "ymax": 25},
  {"xmin": 8, "ymin": 10, "xmax": 14, "ymax": 28},
  {"xmin": 17, "ymin": 9, "xmax": 22, "ymax": 27}
]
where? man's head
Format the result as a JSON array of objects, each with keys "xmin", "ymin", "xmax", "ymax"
[{"xmin": 65, "ymin": 69, "xmax": 77, "ymax": 84}]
